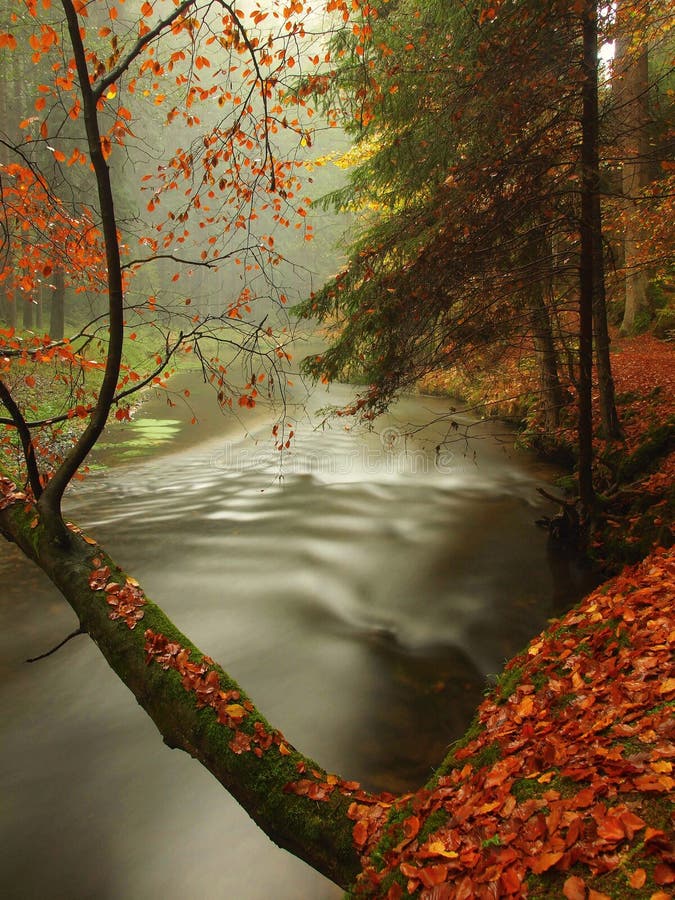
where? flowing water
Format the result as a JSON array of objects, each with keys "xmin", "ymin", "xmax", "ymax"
[{"xmin": 0, "ymin": 375, "xmax": 590, "ymax": 899}]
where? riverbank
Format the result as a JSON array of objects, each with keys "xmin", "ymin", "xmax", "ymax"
[
  {"xmin": 419, "ymin": 333, "xmax": 675, "ymax": 574},
  {"xmin": 351, "ymin": 545, "xmax": 675, "ymax": 899},
  {"xmin": 350, "ymin": 335, "xmax": 675, "ymax": 897}
]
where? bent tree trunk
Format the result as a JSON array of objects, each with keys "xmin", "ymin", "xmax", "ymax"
[{"xmin": 0, "ymin": 489, "xmax": 362, "ymax": 890}]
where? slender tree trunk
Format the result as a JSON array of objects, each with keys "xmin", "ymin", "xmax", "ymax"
[
  {"xmin": 23, "ymin": 296, "xmax": 34, "ymax": 331},
  {"xmin": 587, "ymin": 6, "xmax": 622, "ymax": 440},
  {"xmin": 0, "ymin": 284, "xmax": 16, "ymax": 329},
  {"xmin": 38, "ymin": 1, "xmax": 127, "ymax": 542},
  {"xmin": 49, "ymin": 267, "xmax": 65, "ymax": 341},
  {"xmin": 36, "ymin": 288, "xmax": 44, "ymax": 331},
  {"xmin": 592, "ymin": 230, "xmax": 622, "ymax": 440},
  {"xmin": 615, "ymin": 5, "xmax": 652, "ymax": 334},
  {"xmin": 578, "ymin": 1, "xmax": 601, "ymax": 516},
  {"xmin": 531, "ymin": 285, "xmax": 564, "ymax": 432}
]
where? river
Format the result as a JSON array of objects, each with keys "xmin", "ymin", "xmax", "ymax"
[{"xmin": 0, "ymin": 372, "xmax": 590, "ymax": 899}]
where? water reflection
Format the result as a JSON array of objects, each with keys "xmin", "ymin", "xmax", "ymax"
[{"xmin": 1, "ymin": 380, "xmax": 587, "ymax": 899}]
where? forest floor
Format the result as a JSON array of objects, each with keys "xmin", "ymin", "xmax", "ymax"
[{"xmin": 589, "ymin": 336, "xmax": 674, "ymax": 570}]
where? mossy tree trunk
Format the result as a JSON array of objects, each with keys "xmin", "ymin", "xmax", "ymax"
[{"xmin": 0, "ymin": 497, "xmax": 362, "ymax": 890}]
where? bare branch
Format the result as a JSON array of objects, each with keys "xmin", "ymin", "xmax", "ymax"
[
  {"xmin": 0, "ymin": 378, "xmax": 43, "ymax": 499},
  {"xmin": 26, "ymin": 627, "xmax": 85, "ymax": 663},
  {"xmin": 91, "ymin": 2, "xmax": 198, "ymax": 102}
]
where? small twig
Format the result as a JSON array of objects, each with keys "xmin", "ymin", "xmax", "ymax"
[
  {"xmin": 537, "ymin": 486, "xmax": 578, "ymax": 508},
  {"xmin": 26, "ymin": 627, "xmax": 85, "ymax": 663}
]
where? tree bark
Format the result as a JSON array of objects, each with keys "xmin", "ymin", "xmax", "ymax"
[
  {"xmin": 528, "ymin": 227, "xmax": 565, "ymax": 432},
  {"xmin": 38, "ymin": 1, "xmax": 128, "ymax": 541},
  {"xmin": 615, "ymin": 5, "xmax": 652, "ymax": 334},
  {"xmin": 577, "ymin": 1, "xmax": 601, "ymax": 515},
  {"xmin": 22, "ymin": 295, "xmax": 34, "ymax": 331},
  {"xmin": 0, "ymin": 496, "xmax": 362, "ymax": 890},
  {"xmin": 0, "ymin": 283, "xmax": 16, "ymax": 329},
  {"xmin": 49, "ymin": 266, "xmax": 65, "ymax": 341}
]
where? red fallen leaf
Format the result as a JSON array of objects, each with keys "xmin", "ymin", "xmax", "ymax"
[
  {"xmin": 644, "ymin": 827, "xmax": 667, "ymax": 844},
  {"xmin": 418, "ymin": 863, "xmax": 448, "ymax": 888},
  {"xmin": 385, "ymin": 883, "xmax": 402, "ymax": 900},
  {"xmin": 619, "ymin": 810, "xmax": 646, "ymax": 839},
  {"xmin": 565, "ymin": 816, "xmax": 583, "ymax": 848},
  {"xmin": 588, "ymin": 891, "xmax": 612, "ymax": 899},
  {"xmin": 650, "ymin": 893, "xmax": 673, "ymax": 900},
  {"xmin": 546, "ymin": 802, "xmax": 563, "ymax": 836},
  {"xmin": 229, "ymin": 730, "xmax": 252, "ymax": 754},
  {"xmin": 457, "ymin": 847, "xmax": 481, "ymax": 870},
  {"xmin": 654, "ymin": 864, "xmax": 675, "ymax": 885},
  {"xmin": 88, "ymin": 566, "xmax": 110, "ymax": 590},
  {"xmin": 529, "ymin": 850, "xmax": 564, "ymax": 874},
  {"xmin": 484, "ymin": 755, "xmax": 520, "ymax": 788},
  {"xmin": 571, "ymin": 787, "xmax": 597, "ymax": 808},
  {"xmin": 628, "ymin": 868, "xmax": 647, "ymax": 888},
  {"xmin": 454, "ymin": 876, "xmax": 475, "ymax": 900},
  {"xmin": 499, "ymin": 865, "xmax": 524, "ymax": 895},
  {"xmin": 563, "ymin": 875, "xmax": 586, "ymax": 900},
  {"xmin": 501, "ymin": 793, "xmax": 517, "ymax": 818},
  {"xmin": 353, "ymin": 820, "xmax": 368, "ymax": 848},
  {"xmin": 595, "ymin": 814, "xmax": 625, "ymax": 842},
  {"xmin": 399, "ymin": 863, "xmax": 420, "ymax": 879},
  {"xmin": 283, "ymin": 778, "xmax": 335, "ymax": 802},
  {"xmin": 633, "ymin": 773, "xmax": 674, "ymax": 792},
  {"xmin": 403, "ymin": 815, "xmax": 420, "ymax": 841}
]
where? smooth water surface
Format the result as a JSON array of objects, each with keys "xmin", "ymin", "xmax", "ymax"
[{"xmin": 0, "ymin": 378, "xmax": 587, "ymax": 899}]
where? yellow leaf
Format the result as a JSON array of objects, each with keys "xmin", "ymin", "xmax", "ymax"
[{"xmin": 426, "ymin": 842, "xmax": 458, "ymax": 859}]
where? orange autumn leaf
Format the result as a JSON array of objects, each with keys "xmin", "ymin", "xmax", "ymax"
[
  {"xmin": 628, "ymin": 868, "xmax": 647, "ymax": 889},
  {"xmin": 563, "ymin": 875, "xmax": 586, "ymax": 900},
  {"xmin": 403, "ymin": 815, "xmax": 420, "ymax": 841},
  {"xmin": 353, "ymin": 820, "xmax": 368, "ymax": 847},
  {"xmin": 529, "ymin": 851, "xmax": 564, "ymax": 874},
  {"xmin": 654, "ymin": 864, "xmax": 675, "ymax": 885}
]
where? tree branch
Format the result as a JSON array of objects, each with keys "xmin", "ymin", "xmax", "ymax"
[
  {"xmin": 38, "ymin": 1, "xmax": 130, "ymax": 541},
  {"xmin": 0, "ymin": 378, "xmax": 43, "ymax": 499},
  {"xmin": 91, "ymin": 2, "xmax": 198, "ymax": 102},
  {"xmin": 26, "ymin": 627, "xmax": 84, "ymax": 662}
]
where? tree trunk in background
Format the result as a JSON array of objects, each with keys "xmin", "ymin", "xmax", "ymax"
[
  {"xmin": 49, "ymin": 267, "xmax": 65, "ymax": 340},
  {"xmin": 592, "ymin": 232, "xmax": 622, "ymax": 440},
  {"xmin": 615, "ymin": 6, "xmax": 652, "ymax": 334},
  {"xmin": 578, "ymin": 1, "xmax": 602, "ymax": 516},
  {"xmin": 531, "ymin": 281, "xmax": 564, "ymax": 432},
  {"xmin": 36, "ymin": 286, "xmax": 44, "ymax": 331},
  {"xmin": 0, "ymin": 285, "xmax": 16, "ymax": 329},
  {"xmin": 22, "ymin": 296, "xmax": 34, "ymax": 331}
]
